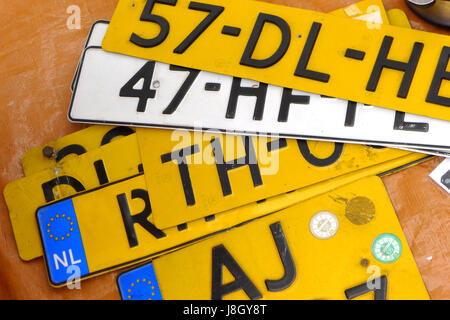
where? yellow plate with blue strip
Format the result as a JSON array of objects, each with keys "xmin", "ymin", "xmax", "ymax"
[
  {"xmin": 9, "ymin": 128, "xmax": 426, "ymax": 262},
  {"xmin": 139, "ymin": 176, "xmax": 429, "ymax": 300},
  {"xmin": 35, "ymin": 155, "xmax": 428, "ymax": 287},
  {"xmin": 5, "ymin": 134, "xmax": 142, "ymax": 261},
  {"xmin": 102, "ymin": 0, "xmax": 450, "ymax": 121}
]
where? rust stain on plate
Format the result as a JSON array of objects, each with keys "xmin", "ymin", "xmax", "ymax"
[{"xmin": 345, "ymin": 196, "xmax": 376, "ymax": 225}]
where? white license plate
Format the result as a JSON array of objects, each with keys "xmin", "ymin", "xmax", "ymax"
[
  {"xmin": 71, "ymin": 21, "xmax": 110, "ymax": 92},
  {"xmin": 68, "ymin": 22, "xmax": 450, "ymax": 153}
]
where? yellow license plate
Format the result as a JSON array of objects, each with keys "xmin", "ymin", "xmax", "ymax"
[
  {"xmin": 22, "ymin": 125, "xmax": 136, "ymax": 176},
  {"xmin": 137, "ymin": 129, "xmax": 417, "ymax": 229},
  {"xmin": 36, "ymin": 157, "xmax": 427, "ymax": 288},
  {"xmin": 11, "ymin": 130, "xmax": 422, "ymax": 263},
  {"xmin": 10, "ymin": 125, "xmax": 424, "ymax": 262},
  {"xmin": 5, "ymin": 134, "xmax": 142, "ymax": 261},
  {"xmin": 102, "ymin": 0, "xmax": 450, "ymax": 121},
  {"xmin": 14, "ymin": 131, "xmax": 425, "ymax": 263},
  {"xmin": 128, "ymin": 176, "xmax": 429, "ymax": 300}
]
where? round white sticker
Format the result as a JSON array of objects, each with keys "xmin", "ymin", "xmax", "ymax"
[{"xmin": 309, "ymin": 211, "xmax": 339, "ymax": 239}]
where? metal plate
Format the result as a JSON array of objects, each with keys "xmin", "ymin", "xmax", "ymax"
[
  {"xmin": 135, "ymin": 129, "xmax": 417, "ymax": 229},
  {"xmin": 130, "ymin": 176, "xmax": 429, "ymax": 300},
  {"xmin": 13, "ymin": 126, "xmax": 424, "ymax": 262},
  {"xmin": 5, "ymin": 134, "xmax": 142, "ymax": 261},
  {"xmin": 22, "ymin": 125, "xmax": 136, "ymax": 176},
  {"xmin": 69, "ymin": 47, "xmax": 450, "ymax": 152},
  {"xmin": 102, "ymin": 0, "xmax": 450, "ymax": 121},
  {"xmin": 70, "ymin": 0, "xmax": 389, "ymax": 92},
  {"xmin": 71, "ymin": 20, "xmax": 110, "ymax": 92},
  {"xmin": 117, "ymin": 262, "xmax": 163, "ymax": 300},
  {"xmin": 36, "ymin": 161, "xmax": 428, "ymax": 287},
  {"xmin": 70, "ymin": 15, "xmax": 450, "ymax": 152},
  {"xmin": 151, "ymin": 176, "xmax": 429, "ymax": 300}
]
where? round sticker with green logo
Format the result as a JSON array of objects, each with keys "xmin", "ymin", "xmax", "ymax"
[{"xmin": 372, "ymin": 233, "xmax": 402, "ymax": 263}]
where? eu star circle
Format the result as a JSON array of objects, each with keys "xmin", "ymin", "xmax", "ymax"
[
  {"xmin": 126, "ymin": 278, "xmax": 158, "ymax": 300},
  {"xmin": 309, "ymin": 211, "xmax": 339, "ymax": 239},
  {"xmin": 372, "ymin": 233, "xmax": 402, "ymax": 263},
  {"xmin": 47, "ymin": 213, "xmax": 73, "ymax": 241},
  {"xmin": 46, "ymin": 213, "xmax": 74, "ymax": 241}
]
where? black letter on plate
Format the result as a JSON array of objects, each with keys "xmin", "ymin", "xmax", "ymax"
[
  {"xmin": 42, "ymin": 176, "xmax": 85, "ymax": 202},
  {"xmin": 366, "ymin": 36, "xmax": 423, "ymax": 98},
  {"xmin": 294, "ymin": 22, "xmax": 330, "ymax": 83},
  {"xmin": 211, "ymin": 244, "xmax": 262, "ymax": 300},
  {"xmin": 344, "ymin": 101, "xmax": 357, "ymax": 127},
  {"xmin": 211, "ymin": 136, "xmax": 262, "ymax": 196},
  {"xmin": 173, "ymin": 2, "xmax": 224, "ymax": 54},
  {"xmin": 277, "ymin": 88, "xmax": 310, "ymax": 122},
  {"xmin": 393, "ymin": 111, "xmax": 428, "ymax": 132},
  {"xmin": 226, "ymin": 77, "xmax": 268, "ymax": 120},
  {"xmin": 345, "ymin": 275, "xmax": 388, "ymax": 300},
  {"xmin": 297, "ymin": 140, "xmax": 343, "ymax": 167},
  {"xmin": 120, "ymin": 61, "xmax": 157, "ymax": 113},
  {"xmin": 55, "ymin": 144, "xmax": 87, "ymax": 162},
  {"xmin": 130, "ymin": 0, "xmax": 176, "ymax": 48},
  {"xmin": 101, "ymin": 127, "xmax": 136, "ymax": 146},
  {"xmin": 426, "ymin": 46, "xmax": 450, "ymax": 107},
  {"xmin": 117, "ymin": 189, "xmax": 166, "ymax": 248},
  {"xmin": 265, "ymin": 222, "xmax": 296, "ymax": 292},
  {"xmin": 161, "ymin": 144, "xmax": 200, "ymax": 206},
  {"xmin": 163, "ymin": 65, "xmax": 200, "ymax": 114},
  {"xmin": 240, "ymin": 13, "xmax": 291, "ymax": 68},
  {"xmin": 93, "ymin": 160, "xmax": 110, "ymax": 185}
]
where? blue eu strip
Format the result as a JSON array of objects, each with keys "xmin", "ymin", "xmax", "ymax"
[
  {"xmin": 117, "ymin": 262, "xmax": 163, "ymax": 300},
  {"xmin": 37, "ymin": 199, "xmax": 89, "ymax": 286}
]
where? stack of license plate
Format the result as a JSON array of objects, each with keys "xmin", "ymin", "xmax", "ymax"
[{"xmin": 4, "ymin": 0, "xmax": 449, "ymax": 300}]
